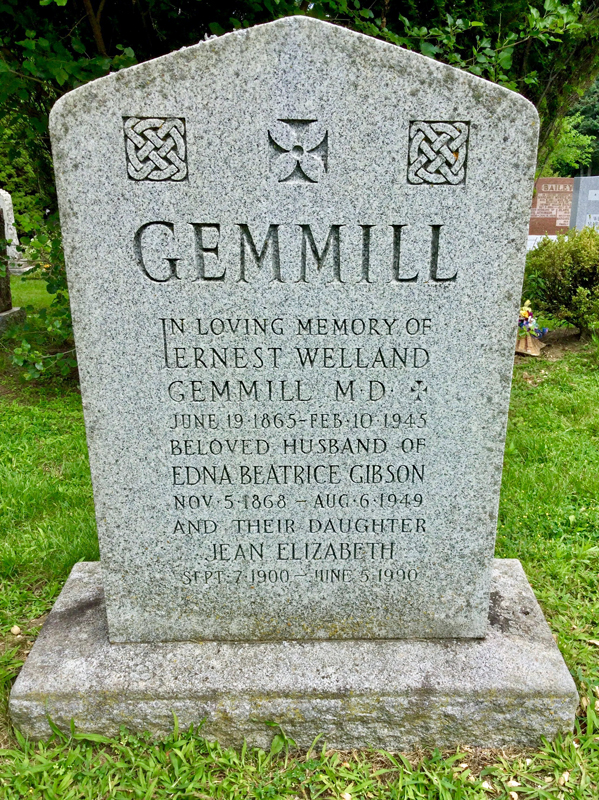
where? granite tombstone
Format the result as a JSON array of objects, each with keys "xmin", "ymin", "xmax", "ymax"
[
  {"xmin": 570, "ymin": 175, "xmax": 599, "ymax": 230},
  {"xmin": 529, "ymin": 177, "xmax": 574, "ymax": 236},
  {"xmin": 0, "ymin": 202, "xmax": 25, "ymax": 331},
  {"xmin": 10, "ymin": 16, "xmax": 578, "ymax": 747},
  {"xmin": 48, "ymin": 21, "xmax": 534, "ymax": 644}
]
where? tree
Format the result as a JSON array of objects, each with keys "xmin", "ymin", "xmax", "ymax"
[
  {"xmin": 560, "ymin": 76, "xmax": 599, "ymax": 174},
  {"xmin": 539, "ymin": 112, "xmax": 595, "ymax": 174}
]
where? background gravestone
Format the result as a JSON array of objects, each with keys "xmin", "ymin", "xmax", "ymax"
[
  {"xmin": 570, "ymin": 175, "xmax": 599, "ymax": 229},
  {"xmin": 0, "ymin": 205, "xmax": 26, "ymax": 331},
  {"xmin": 0, "ymin": 188, "xmax": 20, "ymax": 264},
  {"xmin": 0, "ymin": 210, "xmax": 9, "ymax": 313},
  {"xmin": 529, "ymin": 177, "xmax": 574, "ymax": 236},
  {"xmin": 10, "ymin": 17, "xmax": 578, "ymax": 748}
]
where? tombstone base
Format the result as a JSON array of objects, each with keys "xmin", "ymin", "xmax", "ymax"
[
  {"xmin": 0, "ymin": 306, "xmax": 26, "ymax": 332},
  {"xmin": 10, "ymin": 559, "xmax": 577, "ymax": 749}
]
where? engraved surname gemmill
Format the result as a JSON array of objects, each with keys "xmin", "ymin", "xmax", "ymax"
[
  {"xmin": 135, "ymin": 222, "xmax": 456, "ymax": 284},
  {"xmin": 167, "ymin": 379, "xmax": 313, "ymax": 402}
]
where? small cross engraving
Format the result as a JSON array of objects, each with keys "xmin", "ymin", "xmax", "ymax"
[
  {"xmin": 268, "ymin": 119, "xmax": 328, "ymax": 183},
  {"xmin": 411, "ymin": 380, "xmax": 428, "ymax": 401}
]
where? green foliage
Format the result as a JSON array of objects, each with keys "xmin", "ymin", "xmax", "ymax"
[
  {"xmin": 525, "ymin": 227, "xmax": 599, "ymax": 331},
  {"xmin": 0, "ymin": 3, "xmax": 135, "ymax": 227},
  {"xmin": 1, "ymin": 223, "xmax": 75, "ymax": 380},
  {"xmin": 0, "ymin": 719, "xmax": 595, "ymax": 798},
  {"xmin": 0, "ymin": 1, "xmax": 136, "ymax": 379},
  {"xmin": 336, "ymin": 0, "xmax": 584, "ymax": 93},
  {"xmin": 0, "ymin": 112, "xmax": 51, "ymax": 235},
  {"xmin": 540, "ymin": 112, "xmax": 595, "ymax": 176},
  {"xmin": 500, "ymin": 352, "xmax": 599, "ymax": 679},
  {"xmin": 299, "ymin": 0, "xmax": 599, "ymax": 165},
  {"xmin": 0, "ymin": 725, "xmax": 537, "ymax": 799},
  {"xmin": 9, "ymin": 275, "xmax": 54, "ymax": 310},
  {"xmin": 568, "ymin": 75, "xmax": 599, "ymax": 173}
]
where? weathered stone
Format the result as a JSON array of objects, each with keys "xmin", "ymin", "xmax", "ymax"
[
  {"xmin": 47, "ymin": 17, "xmax": 539, "ymax": 643},
  {"xmin": 0, "ymin": 307, "xmax": 26, "ymax": 332},
  {"xmin": 0, "ymin": 188, "xmax": 19, "ymax": 264},
  {"xmin": 0, "ymin": 201, "xmax": 25, "ymax": 326},
  {"xmin": 0, "ymin": 207, "xmax": 11, "ymax": 314},
  {"xmin": 10, "ymin": 559, "xmax": 578, "ymax": 748}
]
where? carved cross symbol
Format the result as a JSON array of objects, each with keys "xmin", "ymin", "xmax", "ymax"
[
  {"xmin": 268, "ymin": 119, "xmax": 328, "ymax": 184},
  {"xmin": 411, "ymin": 380, "xmax": 428, "ymax": 401}
]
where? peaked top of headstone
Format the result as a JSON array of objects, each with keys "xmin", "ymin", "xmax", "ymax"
[{"xmin": 50, "ymin": 15, "xmax": 537, "ymax": 128}]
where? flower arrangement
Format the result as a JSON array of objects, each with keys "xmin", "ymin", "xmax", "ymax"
[{"xmin": 518, "ymin": 301, "xmax": 548, "ymax": 339}]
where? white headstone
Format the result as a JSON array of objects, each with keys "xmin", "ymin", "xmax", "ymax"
[
  {"xmin": 49, "ymin": 17, "xmax": 538, "ymax": 643},
  {"xmin": 0, "ymin": 188, "xmax": 19, "ymax": 263}
]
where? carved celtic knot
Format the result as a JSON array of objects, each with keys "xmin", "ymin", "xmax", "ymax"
[
  {"xmin": 268, "ymin": 119, "xmax": 328, "ymax": 184},
  {"xmin": 408, "ymin": 121, "xmax": 469, "ymax": 185},
  {"xmin": 124, "ymin": 117, "xmax": 187, "ymax": 181}
]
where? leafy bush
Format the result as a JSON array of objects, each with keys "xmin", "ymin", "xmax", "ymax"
[
  {"xmin": 540, "ymin": 113, "xmax": 595, "ymax": 177},
  {"xmin": 524, "ymin": 227, "xmax": 599, "ymax": 332},
  {"xmin": 1, "ymin": 217, "xmax": 76, "ymax": 380}
]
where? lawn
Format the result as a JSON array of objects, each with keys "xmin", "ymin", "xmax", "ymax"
[
  {"xmin": 9, "ymin": 275, "xmax": 54, "ymax": 311},
  {"xmin": 0, "ymin": 279, "xmax": 597, "ymax": 798}
]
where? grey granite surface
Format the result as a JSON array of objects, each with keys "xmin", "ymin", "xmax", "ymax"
[
  {"xmin": 49, "ymin": 17, "xmax": 539, "ymax": 642},
  {"xmin": 10, "ymin": 560, "xmax": 577, "ymax": 747},
  {"xmin": 570, "ymin": 175, "xmax": 599, "ymax": 229}
]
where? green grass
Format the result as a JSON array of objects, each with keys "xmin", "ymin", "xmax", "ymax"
[
  {"xmin": 9, "ymin": 275, "xmax": 54, "ymax": 311},
  {"xmin": 0, "ymin": 719, "xmax": 596, "ymax": 800},
  {"xmin": 498, "ymin": 353, "xmax": 599, "ymax": 680},
  {"xmin": 0, "ymin": 285, "xmax": 598, "ymax": 796}
]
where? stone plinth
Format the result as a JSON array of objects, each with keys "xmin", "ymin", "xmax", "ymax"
[
  {"xmin": 0, "ymin": 307, "xmax": 25, "ymax": 332},
  {"xmin": 10, "ymin": 559, "xmax": 577, "ymax": 749}
]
